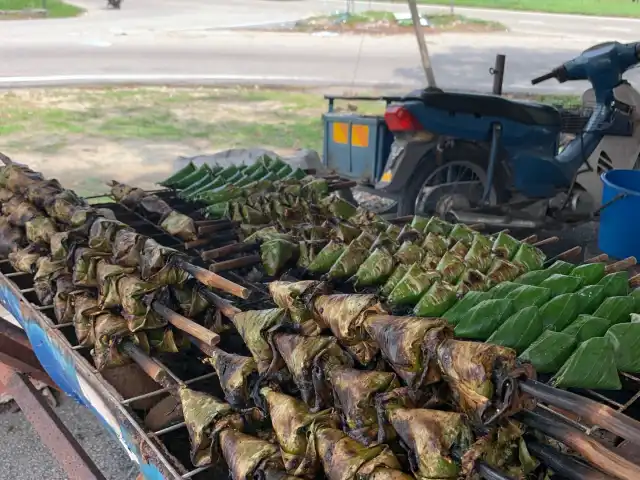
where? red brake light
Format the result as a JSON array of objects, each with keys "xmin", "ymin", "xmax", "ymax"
[{"xmin": 384, "ymin": 105, "xmax": 423, "ymax": 132}]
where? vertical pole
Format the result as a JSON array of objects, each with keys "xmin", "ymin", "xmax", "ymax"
[
  {"xmin": 407, "ymin": 0, "xmax": 437, "ymax": 88},
  {"xmin": 450, "ymin": 0, "xmax": 454, "ymax": 14},
  {"xmin": 492, "ymin": 54, "xmax": 506, "ymax": 95}
]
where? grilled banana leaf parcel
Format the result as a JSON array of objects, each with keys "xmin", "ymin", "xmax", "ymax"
[
  {"xmin": 326, "ymin": 239, "xmax": 371, "ymax": 280},
  {"xmin": 96, "ymin": 260, "xmax": 135, "ymax": 308},
  {"xmin": 91, "ymin": 312, "xmax": 132, "ymax": 370},
  {"xmin": 314, "ymin": 423, "xmax": 403, "ymax": 480},
  {"xmin": 384, "ymin": 408, "xmax": 473, "ymax": 479},
  {"xmin": 538, "ymin": 293, "xmax": 580, "ymax": 332},
  {"xmin": 598, "ymin": 271, "xmax": 629, "ymax": 297},
  {"xmin": 365, "ymin": 315, "xmax": 451, "ymax": 389},
  {"xmin": 422, "ymin": 233, "xmax": 448, "ymax": 257},
  {"xmin": 352, "ymin": 247, "xmax": 395, "ymax": 287},
  {"xmin": 9, "ymin": 244, "xmax": 44, "ymax": 274},
  {"xmin": 489, "ymin": 281, "xmax": 522, "ymax": 299},
  {"xmin": 53, "ymin": 274, "xmax": 78, "ymax": 324},
  {"xmin": 25, "ymin": 216, "xmax": 58, "ymax": 245},
  {"xmin": 387, "ymin": 265, "xmax": 440, "ymax": 307},
  {"xmin": 592, "ymin": 296, "xmax": 636, "ymax": 325},
  {"xmin": 34, "ymin": 256, "xmax": 67, "ymax": 305},
  {"xmin": 514, "ymin": 269, "xmax": 554, "ymax": 287},
  {"xmin": 0, "ymin": 163, "xmax": 44, "ymax": 193},
  {"xmin": 272, "ymin": 333, "xmax": 353, "ymax": 411},
  {"xmin": 3, "ymin": 196, "xmax": 39, "ymax": 227},
  {"xmin": 232, "ymin": 308, "xmax": 289, "ymax": 374},
  {"xmin": 552, "ymin": 336, "xmax": 622, "ymax": 390},
  {"xmin": 486, "ymin": 259, "xmax": 522, "ymax": 285},
  {"xmin": 204, "ymin": 348, "xmax": 258, "ymax": 408},
  {"xmin": 159, "ymin": 210, "xmax": 198, "ymax": 242},
  {"xmin": 329, "ymin": 366, "xmax": 400, "ymax": 445},
  {"xmin": 538, "ymin": 274, "xmax": 584, "ymax": 297},
  {"xmin": 492, "ymin": 232, "xmax": 520, "ymax": 259},
  {"xmin": 413, "ymin": 281, "xmax": 457, "ymax": 317},
  {"xmin": 562, "ymin": 315, "xmax": 610, "ymax": 343},
  {"xmin": 312, "ymin": 294, "xmax": 386, "ymax": 365},
  {"xmin": 269, "ymin": 280, "xmax": 330, "ymax": 335},
  {"xmin": 486, "ymin": 306, "xmax": 543, "ymax": 354},
  {"xmin": 261, "ymin": 387, "xmax": 336, "ymax": 477},
  {"xmin": 442, "ymin": 291, "xmax": 492, "ymax": 326},
  {"xmin": 606, "ymin": 323, "xmax": 640, "ymax": 373},
  {"xmin": 512, "ymin": 243, "xmax": 546, "ymax": 272},
  {"xmin": 448, "ymin": 224, "xmax": 475, "ymax": 246},
  {"xmin": 519, "ymin": 331, "xmax": 577, "ymax": 374},
  {"xmin": 179, "ymin": 387, "xmax": 244, "ymax": 467},
  {"xmin": 307, "ymin": 241, "xmax": 345, "ymax": 274},
  {"xmin": 436, "ymin": 252, "xmax": 466, "ymax": 284},
  {"xmin": 139, "ymin": 238, "xmax": 190, "ymax": 286},
  {"xmin": 437, "ymin": 340, "xmax": 534, "ymax": 423},
  {"xmin": 464, "ymin": 234, "xmax": 493, "ymax": 273},
  {"xmin": 454, "ymin": 299, "xmax": 514, "ymax": 340},
  {"xmin": 455, "ymin": 269, "xmax": 489, "ymax": 296},
  {"xmin": 261, "ymin": 239, "xmax": 299, "ymax": 277},
  {"xmin": 394, "ymin": 241, "xmax": 424, "ymax": 266},
  {"xmin": 72, "ymin": 293, "xmax": 101, "ymax": 347},
  {"xmin": 424, "ymin": 217, "xmax": 453, "ymax": 236},
  {"xmin": 0, "ymin": 218, "xmax": 25, "ymax": 256},
  {"xmin": 380, "ymin": 264, "xmax": 409, "ymax": 298}
]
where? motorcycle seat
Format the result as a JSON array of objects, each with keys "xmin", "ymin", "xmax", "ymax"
[{"xmin": 414, "ymin": 90, "xmax": 562, "ymax": 127}]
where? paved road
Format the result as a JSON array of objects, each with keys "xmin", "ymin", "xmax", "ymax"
[{"xmin": 1, "ymin": 0, "xmax": 640, "ymax": 93}]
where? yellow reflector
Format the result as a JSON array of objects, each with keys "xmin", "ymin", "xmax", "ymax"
[
  {"xmin": 332, "ymin": 122, "xmax": 348, "ymax": 144},
  {"xmin": 381, "ymin": 171, "xmax": 393, "ymax": 182},
  {"xmin": 351, "ymin": 124, "xmax": 369, "ymax": 148}
]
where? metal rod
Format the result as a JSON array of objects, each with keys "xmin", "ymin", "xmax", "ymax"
[
  {"xmin": 492, "ymin": 54, "xmax": 506, "ymax": 95},
  {"xmin": 521, "ymin": 380, "xmax": 640, "ymax": 444},
  {"xmin": 154, "ymin": 421, "xmax": 186, "ymax": 436},
  {"xmin": 0, "ymin": 364, "xmax": 107, "ymax": 480},
  {"xmin": 407, "ymin": 0, "xmax": 437, "ymax": 87},
  {"xmin": 121, "ymin": 372, "xmax": 218, "ymax": 405},
  {"xmin": 150, "ymin": 301, "xmax": 219, "ymax": 347},
  {"xmin": 182, "ymin": 466, "xmax": 212, "ymax": 479},
  {"xmin": 518, "ymin": 410, "xmax": 640, "ymax": 480},
  {"xmin": 527, "ymin": 441, "xmax": 615, "ymax": 480}
]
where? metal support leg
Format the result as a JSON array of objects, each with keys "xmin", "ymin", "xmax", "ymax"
[
  {"xmin": 483, "ymin": 123, "xmax": 502, "ymax": 203},
  {"xmin": 0, "ymin": 364, "xmax": 106, "ymax": 480}
]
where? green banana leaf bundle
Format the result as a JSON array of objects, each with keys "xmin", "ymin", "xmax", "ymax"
[
  {"xmin": 511, "ymin": 243, "xmax": 546, "ymax": 272},
  {"xmin": 312, "ymin": 294, "xmax": 386, "ymax": 365},
  {"xmin": 25, "ymin": 216, "xmax": 58, "ymax": 245},
  {"xmin": 9, "ymin": 244, "xmax": 45, "ymax": 274},
  {"xmin": 538, "ymin": 274, "xmax": 584, "ymax": 297},
  {"xmin": 328, "ymin": 366, "xmax": 400, "ymax": 445},
  {"xmin": 260, "ymin": 238, "xmax": 299, "ymax": 276},
  {"xmin": 592, "ymin": 296, "xmax": 636, "ymax": 325},
  {"xmin": 413, "ymin": 281, "xmax": 458, "ymax": 317},
  {"xmin": 268, "ymin": 280, "xmax": 330, "ymax": 335},
  {"xmin": 203, "ymin": 348, "xmax": 258, "ymax": 408},
  {"xmin": 260, "ymin": 386, "xmax": 337, "ymax": 477},
  {"xmin": 380, "ymin": 264, "xmax": 409, "ymax": 298},
  {"xmin": 272, "ymin": 332, "xmax": 353, "ymax": 411},
  {"xmin": 169, "ymin": 284, "xmax": 209, "ymax": 318},
  {"xmin": 575, "ymin": 284, "xmax": 607, "ymax": 315},
  {"xmin": 365, "ymin": 315, "xmax": 452, "ymax": 390},
  {"xmin": 562, "ymin": 314, "xmax": 610, "ymax": 343},
  {"xmin": 455, "ymin": 268, "xmax": 490, "ymax": 296},
  {"xmin": 326, "ymin": 237, "xmax": 371, "ymax": 280},
  {"xmin": 178, "ymin": 387, "xmax": 245, "ymax": 467},
  {"xmin": 449, "ymin": 240, "xmax": 469, "ymax": 258},
  {"xmin": 298, "ymin": 240, "xmax": 328, "ymax": 270},
  {"xmin": 422, "ymin": 232, "xmax": 448, "ymax": 257},
  {"xmin": 598, "ymin": 271, "xmax": 629, "ymax": 297},
  {"xmin": 314, "ymin": 423, "xmax": 404, "ymax": 480},
  {"xmin": 486, "ymin": 258, "xmax": 522, "ymax": 285},
  {"xmin": 393, "ymin": 240, "xmax": 424, "ymax": 265},
  {"xmin": 230, "ymin": 308, "xmax": 290, "ymax": 374},
  {"xmin": 552, "ymin": 337, "xmax": 622, "ymax": 390},
  {"xmin": 159, "ymin": 161, "xmax": 196, "ymax": 188},
  {"xmin": 514, "ymin": 269, "xmax": 554, "ymax": 286},
  {"xmin": 436, "ymin": 252, "xmax": 467, "ymax": 284},
  {"xmin": 387, "ymin": 265, "xmax": 441, "ymax": 306},
  {"xmin": 382, "ymin": 407, "xmax": 473, "ymax": 480},
  {"xmin": 519, "ymin": 331, "xmax": 577, "ymax": 374},
  {"xmin": 488, "ymin": 282, "xmax": 521, "ymax": 300},
  {"xmin": 424, "ymin": 217, "xmax": 454, "ymax": 236},
  {"xmin": 454, "ymin": 299, "xmax": 514, "ymax": 340},
  {"xmin": 448, "ymin": 224, "xmax": 476, "ymax": 246},
  {"xmin": 570, "ymin": 262, "xmax": 606, "ymax": 285},
  {"xmin": 487, "ymin": 306, "xmax": 543, "ymax": 354},
  {"xmin": 352, "ymin": 246, "xmax": 395, "ymax": 287},
  {"xmin": 442, "ymin": 291, "xmax": 492, "ymax": 326},
  {"xmin": 307, "ymin": 241, "xmax": 345, "ymax": 274},
  {"xmin": 464, "ymin": 234, "xmax": 493, "ymax": 273},
  {"xmin": 538, "ymin": 293, "xmax": 580, "ymax": 332},
  {"xmin": 546, "ymin": 260, "xmax": 575, "ymax": 275},
  {"xmin": 606, "ymin": 323, "xmax": 640, "ymax": 373},
  {"xmin": 34, "ymin": 256, "xmax": 67, "ymax": 305},
  {"xmin": 491, "ymin": 232, "xmax": 521, "ymax": 259},
  {"xmin": 505, "ymin": 285, "xmax": 552, "ymax": 310}
]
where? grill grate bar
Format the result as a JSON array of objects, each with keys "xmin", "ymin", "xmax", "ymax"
[
  {"xmin": 120, "ymin": 372, "xmax": 218, "ymax": 405},
  {"xmin": 5, "ymin": 272, "xmax": 28, "ymax": 278},
  {"xmin": 536, "ymin": 403, "xmax": 590, "ymax": 433},
  {"xmin": 182, "ymin": 465, "xmax": 211, "ymax": 479},
  {"xmin": 154, "ymin": 422, "xmax": 186, "ymax": 436},
  {"xmin": 51, "ymin": 322, "xmax": 73, "ymax": 329}
]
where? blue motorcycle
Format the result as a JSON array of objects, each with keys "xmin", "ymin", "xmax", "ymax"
[{"xmin": 322, "ymin": 41, "xmax": 640, "ymax": 226}]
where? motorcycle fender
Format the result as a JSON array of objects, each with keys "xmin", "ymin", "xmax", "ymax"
[{"xmin": 376, "ymin": 138, "xmax": 436, "ymax": 193}]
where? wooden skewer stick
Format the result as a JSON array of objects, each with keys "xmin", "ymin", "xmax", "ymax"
[
  {"xmin": 198, "ymin": 288, "xmax": 241, "ymax": 319},
  {"xmin": 605, "ymin": 256, "xmax": 637, "ymax": 274},
  {"xmin": 174, "ymin": 258, "xmax": 250, "ymax": 299},
  {"xmin": 585, "ymin": 254, "xmax": 609, "ymax": 264},
  {"xmin": 209, "ymin": 255, "xmax": 261, "ymax": 273},
  {"xmin": 527, "ymin": 441, "xmax": 615, "ymax": 480},
  {"xmin": 120, "ymin": 341, "xmax": 178, "ymax": 390},
  {"xmin": 533, "ymin": 236, "xmax": 559, "ymax": 247},
  {"xmin": 553, "ymin": 246, "xmax": 582, "ymax": 261},
  {"xmin": 201, "ymin": 242, "xmax": 257, "ymax": 262},
  {"xmin": 327, "ymin": 181, "xmax": 357, "ymax": 191},
  {"xmin": 468, "ymin": 223, "xmax": 485, "ymax": 231},
  {"xmin": 198, "ymin": 222, "xmax": 238, "ymax": 237},
  {"xmin": 184, "ymin": 238, "xmax": 212, "ymax": 249},
  {"xmin": 521, "ymin": 234, "xmax": 537, "ymax": 244},
  {"xmin": 150, "ymin": 302, "xmax": 220, "ymax": 347},
  {"xmin": 629, "ymin": 273, "xmax": 640, "ymax": 289},
  {"xmin": 518, "ymin": 411, "xmax": 640, "ymax": 480}
]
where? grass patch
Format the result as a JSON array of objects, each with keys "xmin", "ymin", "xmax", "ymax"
[
  {"xmin": 295, "ymin": 10, "xmax": 505, "ymax": 33},
  {"xmin": 416, "ymin": 0, "xmax": 640, "ymax": 18},
  {"xmin": 0, "ymin": 0, "xmax": 83, "ymax": 18}
]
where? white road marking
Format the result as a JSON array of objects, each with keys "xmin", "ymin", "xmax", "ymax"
[{"xmin": 598, "ymin": 26, "xmax": 632, "ymax": 32}]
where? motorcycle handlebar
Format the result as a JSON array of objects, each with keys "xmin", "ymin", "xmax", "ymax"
[{"xmin": 531, "ymin": 71, "xmax": 557, "ymax": 85}]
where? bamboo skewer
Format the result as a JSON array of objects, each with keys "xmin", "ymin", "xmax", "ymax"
[
  {"xmin": 605, "ymin": 257, "xmax": 637, "ymax": 274},
  {"xmin": 518, "ymin": 411, "xmax": 640, "ymax": 480},
  {"xmin": 527, "ymin": 441, "xmax": 615, "ymax": 480},
  {"xmin": 201, "ymin": 242, "xmax": 257, "ymax": 262},
  {"xmin": 585, "ymin": 254, "xmax": 609, "ymax": 264},
  {"xmin": 209, "ymin": 255, "xmax": 262, "ymax": 273},
  {"xmin": 149, "ymin": 301, "xmax": 220, "ymax": 348},
  {"xmin": 173, "ymin": 258, "xmax": 250, "ymax": 299},
  {"xmin": 120, "ymin": 341, "xmax": 178, "ymax": 390},
  {"xmin": 532, "ymin": 236, "xmax": 559, "ymax": 247},
  {"xmin": 474, "ymin": 462, "xmax": 517, "ymax": 480},
  {"xmin": 520, "ymin": 380, "xmax": 640, "ymax": 446}
]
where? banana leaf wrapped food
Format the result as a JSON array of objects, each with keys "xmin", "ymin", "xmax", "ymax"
[
  {"xmin": 53, "ymin": 274, "xmax": 78, "ymax": 324},
  {"xmin": 489, "ymin": 281, "xmax": 522, "ymax": 299},
  {"xmin": 592, "ymin": 296, "xmax": 636, "ymax": 325},
  {"xmin": 365, "ymin": 315, "xmax": 452, "ymax": 390},
  {"xmin": 562, "ymin": 314, "xmax": 610, "ymax": 342},
  {"xmin": 33, "ymin": 256, "xmax": 67, "ymax": 305},
  {"xmin": 312, "ymin": 294, "xmax": 386, "ymax": 365},
  {"xmin": 448, "ymin": 240, "xmax": 469, "ymax": 258},
  {"xmin": 159, "ymin": 210, "xmax": 198, "ymax": 242},
  {"xmin": 272, "ymin": 333, "xmax": 353, "ymax": 411},
  {"xmin": 454, "ymin": 299, "xmax": 515, "ymax": 340},
  {"xmin": 326, "ymin": 238, "xmax": 371, "ymax": 280},
  {"xmin": 25, "ymin": 216, "xmax": 58, "ymax": 245},
  {"xmin": 0, "ymin": 187, "xmax": 13, "ymax": 202},
  {"xmin": 90, "ymin": 311, "xmax": 133, "ymax": 370},
  {"xmin": 505, "ymin": 285, "xmax": 552, "ymax": 310},
  {"xmin": 511, "ymin": 243, "xmax": 546, "ymax": 272},
  {"xmin": 9, "ymin": 244, "xmax": 45, "ymax": 274},
  {"xmin": 380, "ymin": 406, "xmax": 473, "ymax": 480},
  {"xmin": 44, "ymin": 190, "xmax": 94, "ymax": 227},
  {"xmin": 464, "ymin": 234, "xmax": 493, "ymax": 273},
  {"xmin": 455, "ymin": 269, "xmax": 489, "ymax": 296},
  {"xmin": 514, "ymin": 270, "xmax": 554, "ymax": 286},
  {"xmin": 437, "ymin": 339, "xmax": 536, "ymax": 423},
  {"xmin": 413, "ymin": 281, "xmax": 457, "ymax": 317},
  {"xmin": 486, "ymin": 306, "xmax": 543, "ymax": 354},
  {"xmin": 110, "ymin": 181, "xmax": 146, "ymax": 207},
  {"xmin": 422, "ymin": 233, "xmax": 448, "ymax": 257},
  {"xmin": 394, "ymin": 241, "xmax": 424, "ymax": 265},
  {"xmin": 538, "ymin": 274, "xmax": 583, "ymax": 297},
  {"xmin": 0, "ymin": 163, "xmax": 44, "ymax": 193},
  {"xmin": 606, "ymin": 322, "xmax": 640, "ymax": 373},
  {"xmin": 387, "ymin": 265, "xmax": 440, "ymax": 307},
  {"xmin": 24, "ymin": 178, "xmax": 64, "ymax": 209},
  {"xmin": 139, "ymin": 238, "xmax": 189, "ymax": 285},
  {"xmin": 231, "ymin": 308, "xmax": 290, "ymax": 374},
  {"xmin": 297, "ymin": 240, "xmax": 328, "ymax": 270},
  {"xmin": 306, "ymin": 241, "xmax": 345, "ymax": 274},
  {"xmin": 204, "ymin": 348, "xmax": 258, "ymax": 408},
  {"xmin": 261, "ymin": 238, "xmax": 299, "ymax": 276},
  {"xmin": 410, "ymin": 215, "xmax": 430, "ymax": 232},
  {"xmin": 448, "ymin": 224, "xmax": 476, "ymax": 246},
  {"xmin": 546, "ymin": 260, "xmax": 575, "ymax": 275},
  {"xmin": 575, "ymin": 284, "xmax": 607, "ymax": 315},
  {"xmin": 95, "ymin": 259, "xmax": 135, "ymax": 308},
  {"xmin": 328, "ymin": 366, "xmax": 400, "ymax": 445},
  {"xmin": 160, "ymin": 161, "xmax": 196, "ymax": 187},
  {"xmin": 424, "ymin": 217, "xmax": 453, "ymax": 236},
  {"xmin": 179, "ymin": 387, "xmax": 245, "ymax": 468},
  {"xmin": 169, "ymin": 284, "xmax": 209, "ymax": 318},
  {"xmin": 598, "ymin": 271, "xmax": 629, "ymax": 297},
  {"xmin": 380, "ymin": 264, "xmax": 409, "ymax": 298},
  {"xmin": 260, "ymin": 386, "xmax": 337, "ymax": 477},
  {"xmin": 436, "ymin": 252, "xmax": 466, "ymax": 284},
  {"xmin": 268, "ymin": 280, "xmax": 330, "ymax": 335},
  {"xmin": 116, "ymin": 275, "xmax": 166, "ymax": 332},
  {"xmin": 570, "ymin": 262, "xmax": 606, "ymax": 285},
  {"xmin": 73, "ymin": 293, "xmax": 101, "ymax": 347},
  {"xmin": 352, "ymin": 247, "xmax": 395, "ymax": 287},
  {"xmin": 314, "ymin": 423, "xmax": 404, "ymax": 480},
  {"xmin": 552, "ymin": 336, "xmax": 622, "ymax": 390},
  {"xmin": 3, "ymin": 196, "xmax": 40, "ymax": 227},
  {"xmin": 538, "ymin": 293, "xmax": 580, "ymax": 331},
  {"xmin": 442, "ymin": 291, "xmax": 491, "ymax": 326},
  {"xmin": 519, "ymin": 331, "xmax": 577, "ymax": 374},
  {"xmin": 72, "ymin": 248, "xmax": 110, "ymax": 288},
  {"xmin": 486, "ymin": 258, "xmax": 522, "ymax": 285},
  {"xmin": 491, "ymin": 232, "xmax": 520, "ymax": 259}
]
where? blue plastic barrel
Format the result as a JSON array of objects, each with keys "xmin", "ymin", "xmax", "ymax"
[{"xmin": 599, "ymin": 169, "xmax": 640, "ymax": 260}]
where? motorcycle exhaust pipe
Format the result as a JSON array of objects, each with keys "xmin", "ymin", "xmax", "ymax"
[{"xmin": 447, "ymin": 210, "xmax": 546, "ymax": 229}]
